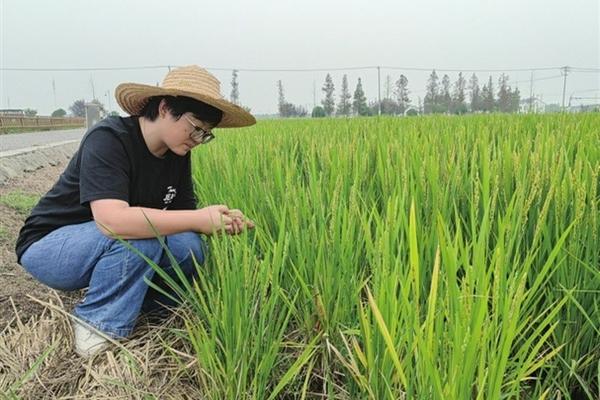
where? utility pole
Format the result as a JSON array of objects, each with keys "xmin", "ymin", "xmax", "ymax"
[
  {"xmin": 568, "ymin": 93, "xmax": 574, "ymax": 108},
  {"xmin": 313, "ymin": 80, "xmax": 316, "ymax": 109},
  {"xmin": 561, "ymin": 66, "xmax": 569, "ymax": 111},
  {"xmin": 90, "ymin": 75, "xmax": 96, "ymax": 100},
  {"xmin": 105, "ymin": 90, "xmax": 112, "ymax": 114},
  {"xmin": 52, "ymin": 78, "xmax": 57, "ymax": 109},
  {"xmin": 528, "ymin": 71, "xmax": 534, "ymax": 113},
  {"xmin": 377, "ymin": 66, "xmax": 381, "ymax": 115}
]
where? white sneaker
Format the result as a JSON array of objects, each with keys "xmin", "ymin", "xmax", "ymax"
[{"xmin": 72, "ymin": 319, "xmax": 110, "ymax": 357}]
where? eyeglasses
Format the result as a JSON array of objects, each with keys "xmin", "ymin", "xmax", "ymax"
[{"xmin": 184, "ymin": 115, "xmax": 215, "ymax": 144}]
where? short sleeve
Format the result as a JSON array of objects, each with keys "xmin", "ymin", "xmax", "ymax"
[{"xmin": 79, "ymin": 130, "xmax": 130, "ymax": 206}]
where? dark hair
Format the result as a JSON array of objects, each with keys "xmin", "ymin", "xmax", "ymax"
[{"xmin": 140, "ymin": 95, "xmax": 223, "ymax": 127}]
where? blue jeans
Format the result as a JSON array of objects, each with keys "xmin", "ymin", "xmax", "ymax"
[{"xmin": 20, "ymin": 221, "xmax": 206, "ymax": 338}]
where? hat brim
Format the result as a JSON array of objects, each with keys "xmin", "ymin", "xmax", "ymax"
[{"xmin": 115, "ymin": 83, "xmax": 256, "ymax": 128}]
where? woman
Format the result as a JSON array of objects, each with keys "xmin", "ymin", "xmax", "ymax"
[{"xmin": 15, "ymin": 65, "xmax": 255, "ymax": 357}]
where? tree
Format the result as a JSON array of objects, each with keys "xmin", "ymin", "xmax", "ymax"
[
  {"xmin": 394, "ymin": 74, "xmax": 411, "ymax": 114},
  {"xmin": 279, "ymin": 102, "xmax": 306, "ymax": 118},
  {"xmin": 424, "ymin": 70, "xmax": 439, "ymax": 114},
  {"xmin": 321, "ymin": 73, "xmax": 335, "ymax": 116},
  {"xmin": 440, "ymin": 74, "xmax": 452, "ymax": 113},
  {"xmin": 51, "ymin": 108, "xmax": 67, "ymax": 117},
  {"xmin": 337, "ymin": 74, "xmax": 352, "ymax": 116},
  {"xmin": 481, "ymin": 76, "xmax": 495, "ymax": 112},
  {"xmin": 481, "ymin": 83, "xmax": 491, "ymax": 112},
  {"xmin": 381, "ymin": 99, "xmax": 399, "ymax": 114},
  {"xmin": 496, "ymin": 73, "xmax": 511, "ymax": 113},
  {"xmin": 292, "ymin": 105, "xmax": 308, "ymax": 117},
  {"xmin": 70, "ymin": 99, "xmax": 86, "ymax": 117},
  {"xmin": 277, "ymin": 80, "xmax": 306, "ymax": 118},
  {"xmin": 352, "ymin": 78, "xmax": 369, "ymax": 116},
  {"xmin": 384, "ymin": 75, "xmax": 392, "ymax": 100},
  {"xmin": 230, "ymin": 69, "xmax": 240, "ymax": 105},
  {"xmin": 510, "ymin": 86, "xmax": 521, "ymax": 113},
  {"xmin": 24, "ymin": 108, "xmax": 38, "ymax": 117},
  {"xmin": 369, "ymin": 99, "xmax": 398, "ymax": 115},
  {"xmin": 468, "ymin": 73, "xmax": 481, "ymax": 113},
  {"xmin": 277, "ymin": 80, "xmax": 286, "ymax": 117},
  {"xmin": 451, "ymin": 72, "xmax": 467, "ymax": 114},
  {"xmin": 311, "ymin": 106, "xmax": 326, "ymax": 118}
]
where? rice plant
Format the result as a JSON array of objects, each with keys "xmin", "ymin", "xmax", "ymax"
[{"xmin": 167, "ymin": 113, "xmax": 599, "ymax": 399}]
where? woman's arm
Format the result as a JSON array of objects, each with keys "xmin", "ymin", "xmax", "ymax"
[{"xmin": 90, "ymin": 199, "xmax": 233, "ymax": 239}]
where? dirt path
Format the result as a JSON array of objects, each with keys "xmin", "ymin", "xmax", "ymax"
[{"xmin": 0, "ymin": 163, "xmax": 81, "ymax": 327}]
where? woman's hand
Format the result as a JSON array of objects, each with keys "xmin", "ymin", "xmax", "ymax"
[
  {"xmin": 196, "ymin": 205, "xmax": 232, "ymax": 235},
  {"xmin": 223, "ymin": 209, "xmax": 255, "ymax": 235},
  {"xmin": 196, "ymin": 206, "xmax": 255, "ymax": 236}
]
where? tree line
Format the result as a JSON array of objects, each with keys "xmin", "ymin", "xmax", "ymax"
[
  {"xmin": 43, "ymin": 69, "xmax": 521, "ymax": 119},
  {"xmin": 276, "ymin": 70, "xmax": 522, "ymax": 118}
]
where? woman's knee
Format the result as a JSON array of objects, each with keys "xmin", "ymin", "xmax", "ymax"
[
  {"xmin": 20, "ymin": 221, "xmax": 107, "ymax": 290},
  {"xmin": 166, "ymin": 232, "xmax": 206, "ymax": 266},
  {"xmin": 116, "ymin": 238, "xmax": 165, "ymax": 264}
]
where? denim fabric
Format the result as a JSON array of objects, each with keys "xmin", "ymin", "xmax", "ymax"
[{"xmin": 20, "ymin": 221, "xmax": 206, "ymax": 338}]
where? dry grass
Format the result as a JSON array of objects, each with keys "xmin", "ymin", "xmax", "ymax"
[{"xmin": 0, "ymin": 292, "xmax": 204, "ymax": 399}]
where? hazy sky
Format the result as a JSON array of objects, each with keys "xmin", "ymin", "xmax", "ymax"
[{"xmin": 1, "ymin": 0, "xmax": 598, "ymax": 116}]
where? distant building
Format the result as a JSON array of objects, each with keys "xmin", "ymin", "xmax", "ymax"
[
  {"xmin": 0, "ymin": 109, "xmax": 25, "ymax": 117},
  {"xmin": 543, "ymin": 104, "xmax": 561, "ymax": 113},
  {"xmin": 519, "ymin": 97, "xmax": 545, "ymax": 113},
  {"xmin": 569, "ymin": 103, "xmax": 600, "ymax": 113}
]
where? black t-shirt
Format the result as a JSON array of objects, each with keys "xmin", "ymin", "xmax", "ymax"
[{"xmin": 15, "ymin": 116, "xmax": 197, "ymax": 263}]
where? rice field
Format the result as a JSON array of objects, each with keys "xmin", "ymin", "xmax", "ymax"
[{"xmin": 156, "ymin": 114, "xmax": 599, "ymax": 399}]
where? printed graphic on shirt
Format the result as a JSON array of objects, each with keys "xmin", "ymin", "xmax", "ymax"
[{"xmin": 162, "ymin": 186, "xmax": 177, "ymax": 209}]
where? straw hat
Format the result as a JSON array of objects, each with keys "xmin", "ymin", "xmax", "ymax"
[{"xmin": 115, "ymin": 65, "xmax": 256, "ymax": 128}]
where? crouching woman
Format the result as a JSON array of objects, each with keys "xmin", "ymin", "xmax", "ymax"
[{"xmin": 15, "ymin": 66, "xmax": 255, "ymax": 357}]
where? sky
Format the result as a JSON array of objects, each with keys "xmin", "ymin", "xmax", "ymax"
[{"xmin": 0, "ymin": 0, "xmax": 598, "ymax": 116}]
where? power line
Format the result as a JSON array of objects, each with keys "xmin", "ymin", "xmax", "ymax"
[
  {"xmin": 209, "ymin": 66, "xmax": 376, "ymax": 72},
  {"xmin": 381, "ymin": 66, "xmax": 561, "ymax": 73},
  {"xmin": 1, "ymin": 64, "xmax": 592, "ymax": 73},
  {"xmin": 2, "ymin": 63, "xmax": 595, "ymax": 113},
  {"xmin": 571, "ymin": 88, "xmax": 600, "ymax": 93},
  {"xmin": 0, "ymin": 65, "xmax": 173, "ymax": 72},
  {"xmin": 0, "ymin": 65, "xmax": 372, "ymax": 72},
  {"xmin": 509, "ymin": 74, "xmax": 564, "ymax": 86},
  {"xmin": 570, "ymin": 67, "xmax": 600, "ymax": 72},
  {"xmin": 569, "ymin": 70, "xmax": 600, "ymax": 73}
]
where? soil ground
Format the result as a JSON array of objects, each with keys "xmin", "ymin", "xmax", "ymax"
[
  {"xmin": 0, "ymin": 164, "xmax": 197, "ymax": 399},
  {"xmin": 0, "ymin": 163, "xmax": 81, "ymax": 327}
]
